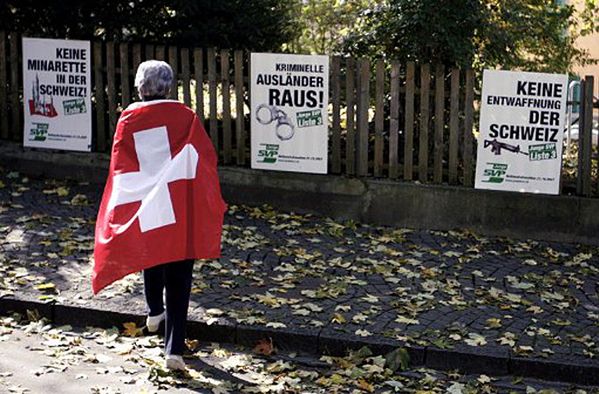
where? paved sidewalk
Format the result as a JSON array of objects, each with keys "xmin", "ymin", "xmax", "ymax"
[
  {"xmin": 3, "ymin": 313, "xmax": 596, "ymax": 393},
  {"xmin": 1, "ymin": 167, "xmax": 599, "ymax": 385}
]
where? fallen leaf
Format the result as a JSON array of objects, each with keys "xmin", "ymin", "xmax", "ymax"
[
  {"xmin": 331, "ymin": 313, "xmax": 346, "ymax": 324},
  {"xmin": 355, "ymin": 329, "xmax": 372, "ymax": 337},
  {"xmin": 254, "ymin": 338, "xmax": 274, "ymax": 356},
  {"xmin": 122, "ymin": 322, "xmax": 143, "ymax": 337},
  {"xmin": 385, "ymin": 348, "xmax": 410, "ymax": 372},
  {"xmin": 266, "ymin": 322, "xmax": 286, "ymax": 329},
  {"xmin": 357, "ymin": 378, "xmax": 375, "ymax": 392},
  {"xmin": 464, "ymin": 333, "xmax": 487, "ymax": 347},
  {"xmin": 485, "ymin": 318, "xmax": 502, "ymax": 329},
  {"xmin": 35, "ymin": 283, "xmax": 56, "ymax": 291}
]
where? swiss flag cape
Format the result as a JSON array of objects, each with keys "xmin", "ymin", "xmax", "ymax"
[{"xmin": 92, "ymin": 100, "xmax": 226, "ymax": 294}]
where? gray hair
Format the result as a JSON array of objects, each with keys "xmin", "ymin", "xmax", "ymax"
[{"xmin": 134, "ymin": 60, "xmax": 173, "ymax": 99}]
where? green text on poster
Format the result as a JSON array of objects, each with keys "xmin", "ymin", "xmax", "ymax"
[
  {"xmin": 29, "ymin": 122, "xmax": 49, "ymax": 141},
  {"xmin": 482, "ymin": 162, "xmax": 508, "ymax": 183},
  {"xmin": 63, "ymin": 98, "xmax": 87, "ymax": 115},
  {"xmin": 528, "ymin": 143, "xmax": 557, "ymax": 161},
  {"xmin": 296, "ymin": 109, "xmax": 322, "ymax": 128},
  {"xmin": 257, "ymin": 144, "xmax": 279, "ymax": 163}
]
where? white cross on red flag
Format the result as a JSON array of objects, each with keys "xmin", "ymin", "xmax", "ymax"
[{"xmin": 92, "ymin": 100, "xmax": 226, "ymax": 294}]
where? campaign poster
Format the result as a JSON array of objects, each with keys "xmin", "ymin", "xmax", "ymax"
[
  {"xmin": 22, "ymin": 37, "xmax": 92, "ymax": 152},
  {"xmin": 475, "ymin": 70, "xmax": 568, "ymax": 195},
  {"xmin": 250, "ymin": 52, "xmax": 329, "ymax": 174}
]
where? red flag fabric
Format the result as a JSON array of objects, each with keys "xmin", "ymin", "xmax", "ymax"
[{"xmin": 92, "ymin": 100, "xmax": 226, "ymax": 294}]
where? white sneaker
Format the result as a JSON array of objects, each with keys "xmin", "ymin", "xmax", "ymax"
[
  {"xmin": 165, "ymin": 354, "xmax": 186, "ymax": 371},
  {"xmin": 146, "ymin": 312, "xmax": 165, "ymax": 333}
]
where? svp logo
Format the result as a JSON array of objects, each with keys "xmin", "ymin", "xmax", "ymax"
[
  {"xmin": 29, "ymin": 122, "xmax": 49, "ymax": 141},
  {"xmin": 482, "ymin": 163, "xmax": 508, "ymax": 183},
  {"xmin": 257, "ymin": 143, "xmax": 279, "ymax": 164}
]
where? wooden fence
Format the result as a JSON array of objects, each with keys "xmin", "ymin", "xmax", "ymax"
[{"xmin": 1, "ymin": 32, "xmax": 597, "ymax": 196}]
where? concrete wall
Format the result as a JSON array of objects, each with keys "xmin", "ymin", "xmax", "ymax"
[
  {"xmin": 220, "ymin": 166, "xmax": 598, "ymax": 245},
  {"xmin": 2, "ymin": 142, "xmax": 599, "ymax": 245}
]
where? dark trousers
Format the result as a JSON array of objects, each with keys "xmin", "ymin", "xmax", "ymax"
[{"xmin": 143, "ymin": 259, "xmax": 194, "ymax": 355}]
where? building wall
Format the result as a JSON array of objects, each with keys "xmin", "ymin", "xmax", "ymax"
[{"xmin": 570, "ymin": 0, "xmax": 599, "ymax": 80}]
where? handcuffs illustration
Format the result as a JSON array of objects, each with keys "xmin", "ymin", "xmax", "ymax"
[{"xmin": 255, "ymin": 104, "xmax": 295, "ymax": 141}]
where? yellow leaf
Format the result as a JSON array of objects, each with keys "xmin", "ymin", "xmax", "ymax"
[
  {"xmin": 526, "ymin": 305, "xmax": 543, "ymax": 314},
  {"xmin": 329, "ymin": 373, "xmax": 345, "ymax": 385},
  {"xmin": 122, "ymin": 322, "xmax": 143, "ymax": 337},
  {"xmin": 35, "ymin": 283, "xmax": 56, "ymax": 291},
  {"xmin": 331, "ymin": 313, "xmax": 346, "ymax": 324},
  {"xmin": 357, "ymin": 378, "xmax": 375, "ymax": 392},
  {"xmin": 485, "ymin": 318, "xmax": 502, "ymax": 329},
  {"xmin": 185, "ymin": 339, "xmax": 200, "ymax": 352},
  {"xmin": 515, "ymin": 345, "xmax": 533, "ymax": 354},
  {"xmin": 395, "ymin": 315, "xmax": 420, "ymax": 325},
  {"xmin": 70, "ymin": 194, "xmax": 88, "ymax": 205},
  {"xmin": 552, "ymin": 319, "xmax": 571, "ymax": 326},
  {"xmin": 56, "ymin": 187, "xmax": 69, "ymax": 197}
]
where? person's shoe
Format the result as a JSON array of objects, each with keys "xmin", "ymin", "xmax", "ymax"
[
  {"xmin": 145, "ymin": 312, "xmax": 165, "ymax": 333},
  {"xmin": 165, "ymin": 354, "xmax": 186, "ymax": 371}
]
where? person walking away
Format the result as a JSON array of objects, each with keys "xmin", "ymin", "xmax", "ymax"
[{"xmin": 92, "ymin": 60, "xmax": 226, "ymax": 371}]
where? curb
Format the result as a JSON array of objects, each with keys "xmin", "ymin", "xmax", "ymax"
[{"xmin": 1, "ymin": 297, "xmax": 598, "ymax": 386}]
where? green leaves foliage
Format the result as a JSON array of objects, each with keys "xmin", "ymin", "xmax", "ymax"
[
  {"xmin": 0, "ymin": 0, "xmax": 298, "ymax": 51},
  {"xmin": 341, "ymin": 0, "xmax": 599, "ymax": 73}
]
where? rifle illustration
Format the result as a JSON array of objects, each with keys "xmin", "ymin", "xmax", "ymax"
[{"xmin": 484, "ymin": 139, "xmax": 528, "ymax": 156}]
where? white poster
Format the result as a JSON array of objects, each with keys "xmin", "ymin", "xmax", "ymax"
[
  {"xmin": 250, "ymin": 52, "xmax": 329, "ymax": 174},
  {"xmin": 475, "ymin": 69, "xmax": 568, "ymax": 195},
  {"xmin": 22, "ymin": 37, "xmax": 92, "ymax": 152}
]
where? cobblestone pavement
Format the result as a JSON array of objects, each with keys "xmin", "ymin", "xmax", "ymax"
[
  {"xmin": 1, "ymin": 167, "xmax": 599, "ymax": 376},
  {"xmin": 1, "ymin": 312, "xmax": 597, "ymax": 393}
]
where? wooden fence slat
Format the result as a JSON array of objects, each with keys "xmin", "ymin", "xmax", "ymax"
[
  {"xmin": 463, "ymin": 69, "xmax": 474, "ymax": 187},
  {"xmin": 345, "ymin": 57, "xmax": 356, "ymax": 175},
  {"xmin": 119, "ymin": 43, "xmax": 130, "ymax": 108},
  {"xmin": 155, "ymin": 45, "xmax": 165, "ymax": 61},
  {"xmin": 9, "ymin": 32, "xmax": 19, "ymax": 141},
  {"xmin": 144, "ymin": 44, "xmax": 154, "ymax": 60},
  {"xmin": 331, "ymin": 56, "xmax": 341, "ymax": 174},
  {"xmin": 374, "ymin": 59, "xmax": 385, "ymax": 177},
  {"xmin": 357, "ymin": 58, "xmax": 370, "ymax": 176},
  {"xmin": 93, "ymin": 42, "xmax": 106, "ymax": 152},
  {"xmin": 193, "ymin": 48, "xmax": 204, "ymax": 121},
  {"xmin": 181, "ymin": 48, "xmax": 191, "ymax": 106},
  {"xmin": 207, "ymin": 48, "xmax": 218, "ymax": 152},
  {"xmin": 221, "ymin": 49, "xmax": 232, "ymax": 164},
  {"xmin": 234, "ymin": 50, "xmax": 245, "ymax": 165},
  {"xmin": 132, "ymin": 44, "xmax": 141, "ymax": 101},
  {"xmin": 448, "ymin": 68, "xmax": 460, "ymax": 184},
  {"xmin": 433, "ymin": 64, "xmax": 445, "ymax": 183},
  {"xmin": 404, "ymin": 61, "xmax": 415, "ymax": 180},
  {"xmin": 418, "ymin": 63, "xmax": 430, "ymax": 182},
  {"xmin": 0, "ymin": 32, "xmax": 8, "ymax": 139},
  {"xmin": 389, "ymin": 61, "xmax": 400, "ymax": 179},
  {"xmin": 106, "ymin": 42, "xmax": 117, "ymax": 137},
  {"xmin": 132, "ymin": 43, "xmax": 142, "ymax": 72},
  {"xmin": 168, "ymin": 46, "xmax": 178, "ymax": 100}
]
